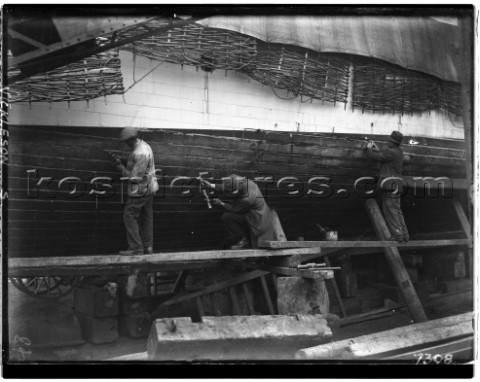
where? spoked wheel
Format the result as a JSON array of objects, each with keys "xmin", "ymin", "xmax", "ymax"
[{"xmin": 9, "ymin": 276, "xmax": 79, "ymax": 299}]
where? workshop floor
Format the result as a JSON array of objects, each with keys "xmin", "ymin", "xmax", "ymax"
[{"xmin": 6, "ymin": 279, "xmax": 471, "ymax": 362}]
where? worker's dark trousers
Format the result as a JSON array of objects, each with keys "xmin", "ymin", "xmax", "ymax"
[
  {"xmin": 221, "ymin": 212, "xmax": 249, "ymax": 245},
  {"xmin": 382, "ymin": 194, "xmax": 409, "ymax": 240},
  {"xmin": 124, "ymin": 195, "xmax": 154, "ymax": 250}
]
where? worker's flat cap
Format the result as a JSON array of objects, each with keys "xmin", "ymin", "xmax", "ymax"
[{"xmin": 119, "ymin": 127, "xmax": 138, "ymax": 141}]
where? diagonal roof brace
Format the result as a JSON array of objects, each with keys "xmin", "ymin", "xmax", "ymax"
[{"xmin": 7, "ymin": 15, "xmax": 206, "ymax": 85}]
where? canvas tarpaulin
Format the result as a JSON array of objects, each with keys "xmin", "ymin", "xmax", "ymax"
[{"xmin": 198, "ymin": 16, "xmax": 461, "ymax": 83}]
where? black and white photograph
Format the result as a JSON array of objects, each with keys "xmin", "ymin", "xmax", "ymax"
[{"xmin": 1, "ymin": 3, "xmax": 476, "ymax": 378}]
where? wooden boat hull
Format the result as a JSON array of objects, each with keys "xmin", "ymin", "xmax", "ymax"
[{"xmin": 7, "ymin": 125, "xmax": 469, "ymax": 258}]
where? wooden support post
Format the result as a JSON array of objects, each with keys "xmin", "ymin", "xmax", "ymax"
[
  {"xmin": 172, "ymin": 270, "xmax": 188, "ymax": 294},
  {"xmin": 325, "ymin": 257, "xmax": 347, "ymax": 318},
  {"xmin": 242, "ymin": 283, "xmax": 255, "ymax": 315},
  {"xmin": 229, "ymin": 287, "xmax": 241, "ymax": 315},
  {"xmin": 271, "ymin": 273, "xmax": 278, "ymax": 292},
  {"xmin": 364, "ymin": 198, "xmax": 427, "ymax": 322},
  {"xmin": 452, "ymin": 199, "xmax": 472, "ymax": 239},
  {"xmin": 196, "ymin": 297, "xmax": 205, "ymax": 317},
  {"xmin": 212, "ymin": 293, "xmax": 222, "ymax": 316},
  {"xmin": 260, "ymin": 275, "xmax": 276, "ymax": 315},
  {"xmin": 208, "ymin": 294, "xmax": 221, "ymax": 316},
  {"xmin": 153, "ymin": 272, "xmax": 158, "ymax": 295},
  {"xmin": 452, "ymin": 199, "xmax": 473, "ymax": 279}
]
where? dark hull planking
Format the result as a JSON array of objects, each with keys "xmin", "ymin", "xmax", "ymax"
[{"xmin": 7, "ymin": 125, "xmax": 469, "ymax": 258}]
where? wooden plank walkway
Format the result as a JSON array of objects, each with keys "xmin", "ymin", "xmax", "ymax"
[
  {"xmin": 9, "ymin": 236, "xmax": 472, "ymax": 277},
  {"xmin": 259, "ymin": 238, "xmax": 471, "ymax": 249},
  {"xmin": 8, "ymin": 247, "xmax": 323, "ymax": 277}
]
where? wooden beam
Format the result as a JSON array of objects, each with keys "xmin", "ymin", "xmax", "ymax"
[
  {"xmin": 242, "ymin": 283, "xmax": 255, "ymax": 315},
  {"xmin": 8, "ymin": 247, "xmax": 323, "ymax": 271},
  {"xmin": 171, "ymin": 270, "xmax": 188, "ymax": 294},
  {"xmin": 385, "ymin": 336, "xmax": 474, "ymax": 360},
  {"xmin": 364, "ymin": 198, "xmax": 427, "ymax": 323},
  {"xmin": 452, "ymin": 199, "xmax": 473, "ymax": 279},
  {"xmin": 196, "ymin": 297, "xmax": 205, "ymax": 317},
  {"xmin": 7, "ymin": 261, "xmax": 220, "ymax": 278},
  {"xmin": 260, "ymin": 265, "xmax": 334, "ymax": 280},
  {"xmin": 161, "ymin": 270, "xmax": 270, "ymax": 306},
  {"xmin": 325, "ymin": 257, "xmax": 347, "ymax": 318},
  {"xmin": 292, "ymin": 230, "xmax": 471, "ymax": 265},
  {"xmin": 259, "ymin": 239, "xmax": 471, "ymax": 249},
  {"xmin": 259, "ymin": 275, "xmax": 276, "ymax": 315},
  {"xmin": 296, "ymin": 312, "xmax": 473, "ymax": 360},
  {"xmin": 349, "ymin": 321, "xmax": 472, "ymax": 358},
  {"xmin": 452, "ymin": 199, "xmax": 472, "ymax": 240},
  {"xmin": 229, "ymin": 287, "xmax": 241, "ymax": 315}
]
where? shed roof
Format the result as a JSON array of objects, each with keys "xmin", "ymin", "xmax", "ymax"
[{"xmin": 198, "ymin": 16, "xmax": 462, "ymax": 82}]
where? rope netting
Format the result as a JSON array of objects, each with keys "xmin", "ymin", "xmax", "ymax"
[{"xmin": 8, "ymin": 50, "xmax": 124, "ymax": 103}]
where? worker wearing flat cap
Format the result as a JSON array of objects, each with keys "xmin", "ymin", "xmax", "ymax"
[
  {"xmin": 112, "ymin": 127, "xmax": 159, "ymax": 255},
  {"xmin": 201, "ymin": 174, "xmax": 273, "ymax": 249},
  {"xmin": 365, "ymin": 131, "xmax": 409, "ymax": 242}
]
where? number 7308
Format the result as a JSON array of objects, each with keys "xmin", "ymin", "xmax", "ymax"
[{"xmin": 414, "ymin": 353, "xmax": 453, "ymax": 364}]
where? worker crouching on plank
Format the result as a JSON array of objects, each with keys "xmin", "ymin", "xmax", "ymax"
[
  {"xmin": 365, "ymin": 130, "xmax": 409, "ymax": 242},
  {"xmin": 200, "ymin": 174, "xmax": 273, "ymax": 249},
  {"xmin": 111, "ymin": 127, "xmax": 159, "ymax": 255}
]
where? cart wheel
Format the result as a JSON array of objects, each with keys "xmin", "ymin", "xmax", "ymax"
[{"xmin": 9, "ymin": 276, "xmax": 79, "ymax": 299}]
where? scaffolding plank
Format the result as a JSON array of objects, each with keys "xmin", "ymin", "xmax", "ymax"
[
  {"xmin": 259, "ymin": 239, "xmax": 471, "ymax": 249},
  {"xmin": 260, "ymin": 265, "xmax": 334, "ymax": 280},
  {"xmin": 9, "ymin": 247, "xmax": 321, "ymax": 271}
]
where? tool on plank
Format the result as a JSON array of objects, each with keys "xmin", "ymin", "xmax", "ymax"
[{"xmin": 297, "ymin": 263, "xmax": 341, "ymax": 270}]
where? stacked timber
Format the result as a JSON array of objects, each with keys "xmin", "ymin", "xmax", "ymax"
[{"xmin": 8, "ymin": 124, "xmax": 468, "ymax": 258}]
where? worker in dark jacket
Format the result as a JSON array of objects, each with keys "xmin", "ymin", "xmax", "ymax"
[
  {"xmin": 201, "ymin": 174, "xmax": 273, "ymax": 249},
  {"xmin": 365, "ymin": 131, "xmax": 409, "ymax": 242},
  {"xmin": 111, "ymin": 127, "xmax": 159, "ymax": 255}
]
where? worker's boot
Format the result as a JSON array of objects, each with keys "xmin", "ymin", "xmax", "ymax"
[
  {"xmin": 230, "ymin": 237, "xmax": 249, "ymax": 250},
  {"xmin": 144, "ymin": 247, "xmax": 153, "ymax": 255},
  {"xmin": 119, "ymin": 248, "xmax": 144, "ymax": 256}
]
